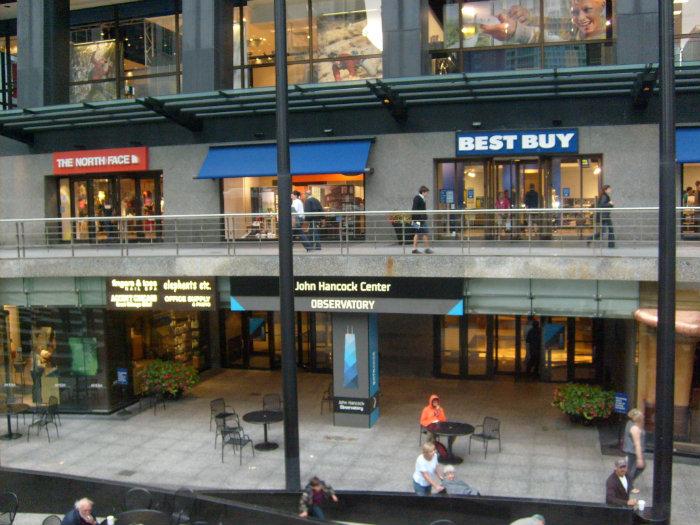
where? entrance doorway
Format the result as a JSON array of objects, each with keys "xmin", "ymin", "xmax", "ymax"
[
  {"xmin": 57, "ymin": 172, "xmax": 163, "ymax": 242},
  {"xmin": 436, "ymin": 315, "xmax": 599, "ymax": 382}
]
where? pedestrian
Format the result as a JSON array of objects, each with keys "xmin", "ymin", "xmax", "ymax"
[
  {"xmin": 524, "ymin": 319, "xmax": 541, "ymax": 378},
  {"xmin": 495, "ymin": 190, "xmax": 511, "ymax": 237},
  {"xmin": 304, "ymin": 189, "xmax": 324, "ymax": 250},
  {"xmin": 61, "ymin": 498, "xmax": 111, "ymax": 525},
  {"xmin": 298, "ymin": 477, "xmax": 338, "ymax": 520},
  {"xmin": 524, "ymin": 183, "xmax": 540, "ymax": 235},
  {"xmin": 605, "ymin": 458, "xmax": 637, "ymax": 508},
  {"xmin": 510, "ymin": 515, "xmax": 545, "ymax": 525},
  {"xmin": 440, "ymin": 465, "xmax": 480, "ymax": 496},
  {"xmin": 411, "ymin": 185, "xmax": 433, "ymax": 254},
  {"xmin": 591, "ymin": 184, "xmax": 615, "ymax": 248},
  {"xmin": 622, "ymin": 408, "xmax": 646, "ymax": 487},
  {"xmin": 412, "ymin": 442, "xmax": 444, "ymax": 495},
  {"xmin": 291, "ymin": 191, "xmax": 312, "ymax": 251}
]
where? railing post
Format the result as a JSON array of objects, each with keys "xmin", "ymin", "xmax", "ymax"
[
  {"xmin": 467, "ymin": 211, "xmax": 471, "ymax": 255},
  {"xmin": 460, "ymin": 212, "xmax": 464, "ymax": 256},
  {"xmin": 401, "ymin": 222, "xmax": 406, "ymax": 255},
  {"xmin": 345, "ymin": 216, "xmax": 350, "ymax": 256},
  {"xmin": 175, "ymin": 218, "xmax": 180, "ymax": 256},
  {"xmin": 14, "ymin": 221, "xmax": 20, "ymax": 258}
]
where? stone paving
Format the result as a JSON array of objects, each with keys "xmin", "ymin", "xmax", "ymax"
[{"xmin": 2, "ymin": 369, "xmax": 698, "ymax": 524}]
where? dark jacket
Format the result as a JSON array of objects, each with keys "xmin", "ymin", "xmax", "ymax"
[
  {"xmin": 598, "ymin": 192, "xmax": 613, "ymax": 219},
  {"xmin": 524, "ymin": 190, "xmax": 539, "ymax": 209},
  {"xmin": 61, "ymin": 509, "xmax": 106, "ymax": 525},
  {"xmin": 412, "ymin": 194, "xmax": 428, "ymax": 222},
  {"xmin": 304, "ymin": 196, "xmax": 323, "ymax": 221},
  {"xmin": 605, "ymin": 472, "xmax": 632, "ymax": 507},
  {"xmin": 299, "ymin": 481, "xmax": 336, "ymax": 513}
]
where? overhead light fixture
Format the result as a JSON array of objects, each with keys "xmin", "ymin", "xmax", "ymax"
[
  {"xmin": 471, "ymin": 121, "xmax": 482, "ymax": 128},
  {"xmin": 593, "ymin": 166, "xmax": 602, "ymax": 176},
  {"xmin": 323, "ymin": 128, "xmax": 334, "ymax": 136},
  {"xmin": 466, "ymin": 170, "xmax": 476, "ymax": 178}
]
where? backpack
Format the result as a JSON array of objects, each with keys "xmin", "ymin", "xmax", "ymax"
[{"xmin": 434, "ymin": 440, "xmax": 449, "ymax": 460}]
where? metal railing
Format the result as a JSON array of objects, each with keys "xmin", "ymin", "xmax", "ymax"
[{"xmin": 0, "ymin": 207, "xmax": 698, "ymax": 259}]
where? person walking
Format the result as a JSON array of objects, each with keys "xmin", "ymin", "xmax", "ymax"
[
  {"xmin": 291, "ymin": 191, "xmax": 312, "ymax": 251},
  {"xmin": 495, "ymin": 190, "xmax": 512, "ymax": 238},
  {"xmin": 412, "ymin": 442, "xmax": 444, "ymax": 495},
  {"xmin": 525, "ymin": 319, "xmax": 541, "ymax": 379},
  {"xmin": 523, "ymin": 184, "xmax": 540, "ymax": 236},
  {"xmin": 622, "ymin": 408, "xmax": 646, "ymax": 487},
  {"xmin": 411, "ymin": 185, "xmax": 433, "ymax": 254},
  {"xmin": 591, "ymin": 185, "xmax": 615, "ymax": 248},
  {"xmin": 303, "ymin": 189, "xmax": 323, "ymax": 250},
  {"xmin": 298, "ymin": 477, "xmax": 338, "ymax": 520}
]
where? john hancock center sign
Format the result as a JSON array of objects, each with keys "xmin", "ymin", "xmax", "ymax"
[{"xmin": 108, "ymin": 277, "xmax": 216, "ymax": 310}]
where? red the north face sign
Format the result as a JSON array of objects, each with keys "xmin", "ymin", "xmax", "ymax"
[{"xmin": 53, "ymin": 147, "xmax": 149, "ymax": 175}]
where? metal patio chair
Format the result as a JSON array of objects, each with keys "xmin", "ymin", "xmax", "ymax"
[
  {"xmin": 169, "ymin": 487, "xmax": 196, "ymax": 525},
  {"xmin": 209, "ymin": 398, "xmax": 234, "ymax": 430},
  {"xmin": 222, "ymin": 427, "xmax": 255, "ymax": 465},
  {"xmin": 468, "ymin": 416, "xmax": 502, "ymax": 458},
  {"xmin": 124, "ymin": 487, "xmax": 154, "ymax": 511},
  {"xmin": 27, "ymin": 401, "xmax": 59, "ymax": 443},
  {"xmin": 0, "ymin": 492, "xmax": 18, "ymax": 525},
  {"xmin": 214, "ymin": 412, "xmax": 241, "ymax": 449},
  {"xmin": 262, "ymin": 393, "xmax": 282, "ymax": 412},
  {"xmin": 41, "ymin": 516, "xmax": 62, "ymax": 525}
]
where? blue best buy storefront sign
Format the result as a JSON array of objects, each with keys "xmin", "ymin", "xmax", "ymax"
[{"xmin": 456, "ymin": 129, "xmax": 578, "ymax": 156}]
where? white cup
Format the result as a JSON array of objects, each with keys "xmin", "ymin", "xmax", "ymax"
[
  {"xmin": 638, "ymin": 500, "xmax": 646, "ymax": 511},
  {"xmin": 107, "ymin": 516, "xmax": 115, "ymax": 525}
]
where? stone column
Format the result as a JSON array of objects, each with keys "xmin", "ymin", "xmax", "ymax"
[
  {"xmin": 382, "ymin": 0, "xmax": 429, "ymax": 78},
  {"xmin": 17, "ymin": 0, "xmax": 70, "ymax": 108},
  {"xmin": 181, "ymin": 0, "xmax": 234, "ymax": 93}
]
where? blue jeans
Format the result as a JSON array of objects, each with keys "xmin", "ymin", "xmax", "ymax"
[
  {"xmin": 309, "ymin": 505, "xmax": 325, "ymax": 520},
  {"xmin": 413, "ymin": 480, "xmax": 431, "ymax": 495},
  {"xmin": 308, "ymin": 220, "xmax": 321, "ymax": 249}
]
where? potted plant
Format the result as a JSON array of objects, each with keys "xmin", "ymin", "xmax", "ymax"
[
  {"xmin": 143, "ymin": 359, "xmax": 199, "ymax": 399},
  {"xmin": 552, "ymin": 383, "xmax": 615, "ymax": 425}
]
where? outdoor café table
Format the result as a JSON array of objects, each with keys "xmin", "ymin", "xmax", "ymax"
[
  {"xmin": 427, "ymin": 421, "xmax": 475, "ymax": 465},
  {"xmin": 243, "ymin": 409, "xmax": 284, "ymax": 451},
  {"xmin": 116, "ymin": 509, "xmax": 171, "ymax": 525},
  {"xmin": 0, "ymin": 402, "xmax": 29, "ymax": 440}
]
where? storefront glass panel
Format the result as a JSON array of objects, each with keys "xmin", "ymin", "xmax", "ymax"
[
  {"xmin": 544, "ymin": 316, "xmax": 568, "ymax": 382},
  {"xmin": 574, "ymin": 317, "xmax": 594, "ymax": 380},
  {"xmin": 313, "ymin": 312, "xmax": 333, "ymax": 370},
  {"xmin": 73, "ymin": 180, "xmax": 90, "ymax": 241},
  {"xmin": 440, "ymin": 316, "xmax": 461, "ymax": 376},
  {"xmin": 495, "ymin": 315, "xmax": 516, "ymax": 373},
  {"xmin": 467, "ymin": 315, "xmax": 488, "ymax": 376},
  {"xmin": 681, "ymin": 163, "xmax": 700, "ymax": 236},
  {"xmin": 59, "ymin": 179, "xmax": 73, "ymax": 241},
  {"xmin": 0, "ymin": 35, "xmax": 18, "ymax": 109}
]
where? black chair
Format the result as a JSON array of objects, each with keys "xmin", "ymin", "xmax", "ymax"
[
  {"xmin": 169, "ymin": 487, "xmax": 196, "ymax": 525},
  {"xmin": 469, "ymin": 417, "xmax": 502, "ymax": 458},
  {"xmin": 418, "ymin": 424, "xmax": 430, "ymax": 446},
  {"xmin": 320, "ymin": 382, "xmax": 333, "ymax": 415},
  {"xmin": 222, "ymin": 427, "xmax": 255, "ymax": 464},
  {"xmin": 209, "ymin": 398, "xmax": 234, "ymax": 431},
  {"xmin": 214, "ymin": 412, "xmax": 241, "ymax": 449},
  {"xmin": 124, "ymin": 487, "xmax": 154, "ymax": 511},
  {"xmin": 0, "ymin": 492, "xmax": 18, "ymax": 525},
  {"xmin": 27, "ymin": 402, "xmax": 59, "ymax": 443},
  {"xmin": 262, "ymin": 393, "xmax": 282, "ymax": 412},
  {"xmin": 48, "ymin": 395, "xmax": 62, "ymax": 426},
  {"xmin": 41, "ymin": 516, "xmax": 62, "ymax": 525}
]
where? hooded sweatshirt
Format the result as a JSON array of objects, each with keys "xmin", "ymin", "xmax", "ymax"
[{"xmin": 420, "ymin": 394, "xmax": 446, "ymax": 427}]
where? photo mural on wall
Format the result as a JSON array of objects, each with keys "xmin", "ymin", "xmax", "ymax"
[{"xmin": 70, "ymin": 40, "xmax": 117, "ymax": 103}]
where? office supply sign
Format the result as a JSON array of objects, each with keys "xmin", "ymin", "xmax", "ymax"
[
  {"xmin": 456, "ymin": 129, "xmax": 578, "ymax": 156},
  {"xmin": 107, "ymin": 277, "xmax": 216, "ymax": 310}
]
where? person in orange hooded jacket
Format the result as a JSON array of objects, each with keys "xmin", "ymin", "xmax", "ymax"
[{"xmin": 420, "ymin": 394, "xmax": 446, "ymax": 428}]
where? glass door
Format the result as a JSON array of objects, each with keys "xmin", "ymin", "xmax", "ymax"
[
  {"xmin": 92, "ymin": 178, "xmax": 113, "ymax": 242},
  {"xmin": 311, "ymin": 313, "xmax": 333, "ymax": 371},
  {"xmin": 119, "ymin": 178, "xmax": 138, "ymax": 241},
  {"xmin": 244, "ymin": 311, "xmax": 275, "ymax": 369},
  {"xmin": 59, "ymin": 179, "xmax": 72, "ymax": 241},
  {"xmin": 466, "ymin": 315, "xmax": 490, "ymax": 377},
  {"xmin": 140, "ymin": 178, "xmax": 157, "ymax": 239},
  {"xmin": 439, "ymin": 316, "xmax": 461, "ymax": 376},
  {"xmin": 73, "ymin": 180, "xmax": 90, "ymax": 241},
  {"xmin": 494, "ymin": 315, "xmax": 518, "ymax": 374}
]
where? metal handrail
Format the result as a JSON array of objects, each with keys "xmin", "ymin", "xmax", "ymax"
[{"xmin": 0, "ymin": 207, "xmax": 697, "ymax": 260}]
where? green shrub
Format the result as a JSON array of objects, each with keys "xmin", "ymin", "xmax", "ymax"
[{"xmin": 552, "ymin": 383, "xmax": 615, "ymax": 421}]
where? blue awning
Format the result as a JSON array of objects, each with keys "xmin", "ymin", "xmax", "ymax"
[
  {"xmin": 677, "ymin": 128, "xmax": 700, "ymax": 163},
  {"xmin": 197, "ymin": 139, "xmax": 373, "ymax": 179}
]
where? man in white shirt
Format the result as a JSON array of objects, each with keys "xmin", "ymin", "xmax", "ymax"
[
  {"xmin": 291, "ymin": 191, "xmax": 311, "ymax": 251},
  {"xmin": 605, "ymin": 458, "xmax": 637, "ymax": 507}
]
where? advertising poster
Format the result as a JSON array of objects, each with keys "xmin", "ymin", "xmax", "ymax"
[
  {"xmin": 315, "ymin": 0, "xmax": 383, "ymax": 82},
  {"xmin": 447, "ymin": 0, "xmax": 611, "ymax": 48},
  {"xmin": 70, "ymin": 40, "xmax": 117, "ymax": 103}
]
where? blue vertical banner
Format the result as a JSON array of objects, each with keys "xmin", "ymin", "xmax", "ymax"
[
  {"xmin": 343, "ymin": 328, "xmax": 359, "ymax": 389},
  {"xmin": 368, "ymin": 314, "xmax": 379, "ymax": 397}
]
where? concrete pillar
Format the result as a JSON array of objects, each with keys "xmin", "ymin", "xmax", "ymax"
[
  {"xmin": 615, "ymin": 0, "xmax": 659, "ymax": 65},
  {"xmin": 181, "ymin": 0, "xmax": 234, "ymax": 93},
  {"xmin": 17, "ymin": 0, "xmax": 70, "ymax": 108},
  {"xmin": 382, "ymin": 0, "xmax": 429, "ymax": 78}
]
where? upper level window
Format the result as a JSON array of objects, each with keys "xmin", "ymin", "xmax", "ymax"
[
  {"xmin": 429, "ymin": 0, "xmax": 614, "ymax": 73},
  {"xmin": 0, "ymin": 35, "xmax": 17, "ymax": 110},
  {"xmin": 70, "ymin": 14, "xmax": 181, "ymax": 103},
  {"xmin": 233, "ymin": 0, "xmax": 383, "ymax": 88},
  {"xmin": 674, "ymin": 0, "xmax": 700, "ymax": 64}
]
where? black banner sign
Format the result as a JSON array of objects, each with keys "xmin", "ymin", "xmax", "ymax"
[
  {"xmin": 107, "ymin": 277, "xmax": 216, "ymax": 310},
  {"xmin": 231, "ymin": 277, "xmax": 464, "ymax": 299},
  {"xmin": 334, "ymin": 395, "xmax": 379, "ymax": 415}
]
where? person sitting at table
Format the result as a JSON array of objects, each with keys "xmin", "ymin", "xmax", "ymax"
[
  {"xmin": 298, "ymin": 476, "xmax": 338, "ymax": 520},
  {"xmin": 440, "ymin": 465, "xmax": 480, "ymax": 496},
  {"xmin": 62, "ymin": 498, "xmax": 109, "ymax": 525},
  {"xmin": 420, "ymin": 394, "xmax": 446, "ymax": 428}
]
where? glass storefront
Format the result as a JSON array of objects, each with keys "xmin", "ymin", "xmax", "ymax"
[
  {"xmin": 222, "ymin": 174, "xmax": 365, "ymax": 240},
  {"xmin": 233, "ymin": 0, "xmax": 383, "ymax": 88},
  {"xmin": 436, "ymin": 314, "xmax": 597, "ymax": 381},
  {"xmin": 428, "ymin": 0, "xmax": 615, "ymax": 74},
  {"xmin": 222, "ymin": 310, "xmax": 332, "ymax": 372},
  {"xmin": 675, "ymin": 0, "xmax": 700, "ymax": 64},
  {"xmin": 56, "ymin": 172, "xmax": 163, "ymax": 242},
  {"xmin": 434, "ymin": 155, "xmax": 602, "ymax": 239},
  {"xmin": 70, "ymin": 14, "xmax": 181, "ymax": 102},
  {"xmin": 681, "ymin": 162, "xmax": 700, "ymax": 237}
]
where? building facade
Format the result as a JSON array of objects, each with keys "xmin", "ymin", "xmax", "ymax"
[{"xmin": 0, "ymin": 0, "xmax": 699, "ymax": 441}]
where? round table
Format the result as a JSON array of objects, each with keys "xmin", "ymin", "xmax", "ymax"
[
  {"xmin": 116, "ymin": 509, "xmax": 171, "ymax": 525},
  {"xmin": 0, "ymin": 402, "xmax": 29, "ymax": 441},
  {"xmin": 427, "ymin": 421, "xmax": 475, "ymax": 464},
  {"xmin": 243, "ymin": 409, "xmax": 283, "ymax": 451}
]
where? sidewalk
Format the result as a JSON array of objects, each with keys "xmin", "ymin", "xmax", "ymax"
[{"xmin": 1, "ymin": 370, "xmax": 697, "ymax": 524}]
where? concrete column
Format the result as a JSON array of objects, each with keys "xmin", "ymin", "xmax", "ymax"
[
  {"xmin": 382, "ymin": 0, "xmax": 429, "ymax": 78},
  {"xmin": 181, "ymin": 0, "xmax": 234, "ymax": 93},
  {"xmin": 615, "ymin": 0, "xmax": 659, "ymax": 65},
  {"xmin": 17, "ymin": 0, "xmax": 70, "ymax": 108}
]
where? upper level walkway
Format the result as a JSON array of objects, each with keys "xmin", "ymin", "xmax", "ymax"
[{"xmin": 2, "ymin": 208, "xmax": 699, "ymax": 281}]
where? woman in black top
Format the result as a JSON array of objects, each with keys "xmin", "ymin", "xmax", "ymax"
[{"xmin": 591, "ymin": 184, "xmax": 615, "ymax": 248}]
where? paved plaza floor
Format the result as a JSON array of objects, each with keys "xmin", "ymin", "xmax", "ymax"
[{"xmin": 2, "ymin": 369, "xmax": 698, "ymax": 524}]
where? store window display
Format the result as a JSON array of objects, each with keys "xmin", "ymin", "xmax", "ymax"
[
  {"xmin": 428, "ymin": 0, "xmax": 614, "ymax": 73},
  {"xmin": 675, "ymin": 0, "xmax": 700, "ymax": 64}
]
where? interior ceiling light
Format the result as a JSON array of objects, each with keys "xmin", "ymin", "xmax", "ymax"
[{"xmin": 593, "ymin": 167, "xmax": 602, "ymax": 175}]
